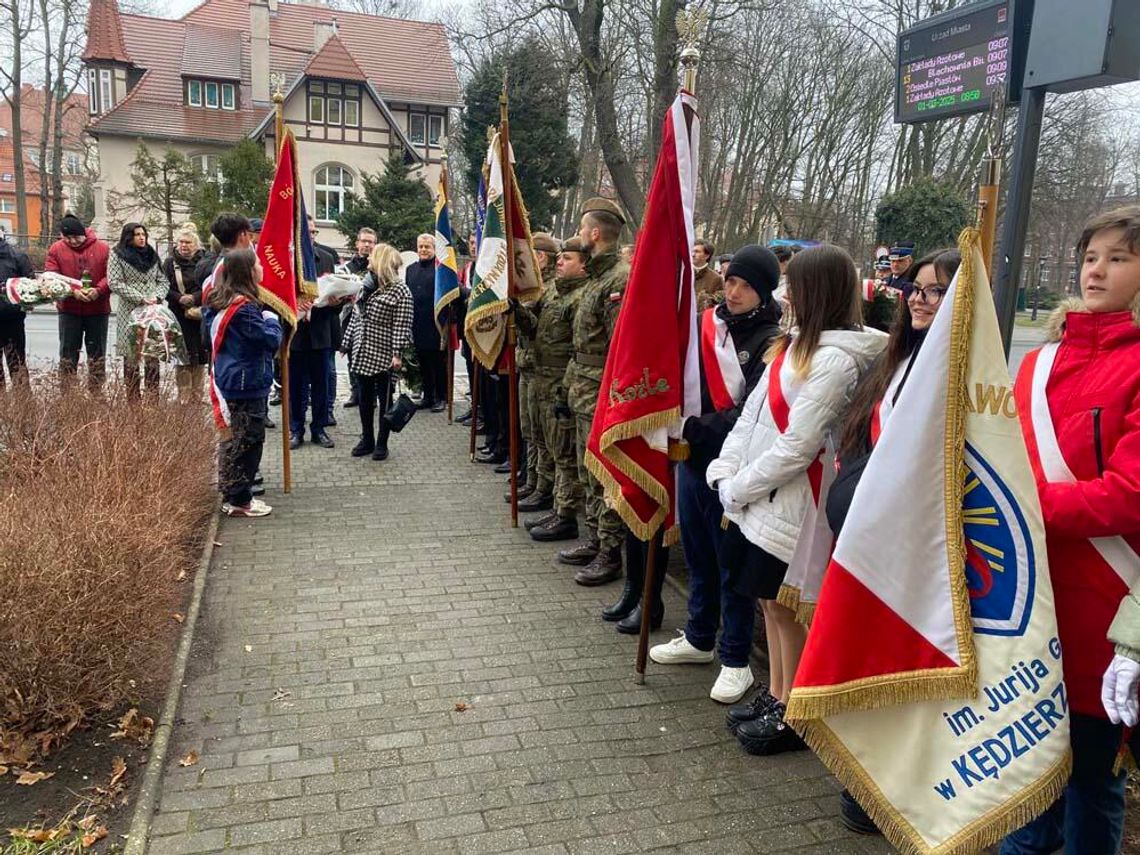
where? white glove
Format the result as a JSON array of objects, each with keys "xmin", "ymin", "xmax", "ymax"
[
  {"xmin": 718, "ymin": 479, "xmax": 745, "ymax": 515},
  {"xmin": 262, "ymin": 310, "xmax": 277, "ymax": 322},
  {"xmin": 1101, "ymin": 653, "xmax": 1140, "ymax": 726}
]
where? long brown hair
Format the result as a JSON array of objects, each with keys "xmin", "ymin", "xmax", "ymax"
[
  {"xmin": 836, "ymin": 248, "xmax": 961, "ymax": 459},
  {"xmin": 205, "ymin": 249, "xmax": 261, "ymax": 310},
  {"xmin": 770, "ymin": 245, "xmax": 863, "ymax": 376}
]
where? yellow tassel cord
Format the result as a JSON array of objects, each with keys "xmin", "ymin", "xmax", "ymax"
[
  {"xmin": 256, "ymin": 287, "xmax": 297, "ymax": 329},
  {"xmin": 794, "ymin": 719, "xmax": 1072, "ymax": 855},
  {"xmin": 584, "ymin": 405, "xmax": 681, "ymax": 541},
  {"xmin": 786, "ymin": 664, "xmax": 978, "ymax": 721}
]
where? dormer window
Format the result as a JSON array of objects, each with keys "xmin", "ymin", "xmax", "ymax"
[
  {"xmin": 186, "ymin": 79, "xmax": 237, "ymax": 111},
  {"xmin": 307, "ymin": 80, "xmax": 361, "ymax": 128},
  {"xmin": 88, "ymin": 68, "xmax": 114, "ymax": 115}
]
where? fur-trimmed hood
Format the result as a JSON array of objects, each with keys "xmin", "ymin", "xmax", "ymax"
[{"xmin": 1044, "ymin": 292, "xmax": 1140, "ymax": 342}]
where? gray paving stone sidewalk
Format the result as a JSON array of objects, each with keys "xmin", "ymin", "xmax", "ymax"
[{"xmin": 147, "ymin": 392, "xmax": 894, "ymax": 855}]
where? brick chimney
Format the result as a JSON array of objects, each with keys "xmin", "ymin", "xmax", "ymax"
[
  {"xmin": 249, "ymin": 0, "xmax": 270, "ymax": 102},
  {"xmin": 314, "ymin": 20, "xmax": 335, "ymax": 52}
]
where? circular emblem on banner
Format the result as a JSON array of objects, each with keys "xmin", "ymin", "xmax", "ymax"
[{"xmin": 962, "ymin": 442, "xmax": 1036, "ymax": 637}]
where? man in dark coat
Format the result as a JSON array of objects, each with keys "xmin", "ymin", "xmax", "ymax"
[
  {"xmin": 0, "ymin": 237, "xmax": 33, "ymax": 386},
  {"xmin": 289, "ymin": 217, "xmax": 339, "ymax": 449},
  {"xmin": 406, "ymin": 232, "xmax": 447, "ymax": 412},
  {"xmin": 885, "ymin": 239, "xmax": 915, "ymax": 290},
  {"xmin": 308, "ymin": 217, "xmax": 340, "ymax": 426}
]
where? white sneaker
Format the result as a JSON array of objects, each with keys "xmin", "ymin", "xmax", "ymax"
[
  {"xmin": 710, "ymin": 665, "xmax": 754, "ymax": 704},
  {"xmin": 222, "ymin": 498, "xmax": 272, "ymax": 518},
  {"xmin": 649, "ymin": 632, "xmax": 715, "ymax": 665}
]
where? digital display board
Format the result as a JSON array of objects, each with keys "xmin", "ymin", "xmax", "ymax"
[{"xmin": 896, "ymin": 0, "xmax": 1012, "ymax": 124}]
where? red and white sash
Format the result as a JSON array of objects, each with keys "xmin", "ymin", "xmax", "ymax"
[
  {"xmin": 208, "ymin": 297, "xmax": 248, "ymax": 431},
  {"xmin": 200, "ymin": 257, "xmax": 226, "ymax": 303},
  {"xmin": 869, "ymin": 355, "xmax": 914, "ymax": 447},
  {"xmin": 1027, "ymin": 342, "xmax": 1140, "ymax": 588},
  {"xmin": 768, "ymin": 348, "xmax": 835, "ymax": 621},
  {"xmin": 700, "ymin": 309, "xmax": 746, "ymax": 411}
]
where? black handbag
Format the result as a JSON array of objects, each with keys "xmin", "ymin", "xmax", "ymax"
[{"xmin": 383, "ymin": 372, "xmax": 416, "ymax": 433}]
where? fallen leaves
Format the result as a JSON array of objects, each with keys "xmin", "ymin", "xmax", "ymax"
[
  {"xmin": 109, "ymin": 756, "xmax": 127, "ymax": 788},
  {"xmin": 9, "ymin": 816, "xmax": 109, "ymax": 849},
  {"xmin": 111, "ymin": 708, "xmax": 154, "ymax": 747},
  {"xmin": 171, "ymin": 612, "xmax": 185, "ymax": 624},
  {"xmin": 454, "ymin": 702, "xmax": 470, "ymax": 712},
  {"xmin": 82, "ymin": 825, "xmax": 109, "ymax": 847},
  {"xmin": 15, "ymin": 769, "xmax": 54, "ymax": 785},
  {"xmin": 178, "ymin": 750, "xmax": 199, "ymax": 767}
]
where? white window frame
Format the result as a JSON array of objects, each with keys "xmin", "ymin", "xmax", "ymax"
[
  {"xmin": 187, "ymin": 79, "xmax": 202, "ymax": 107},
  {"xmin": 409, "ymin": 113, "xmax": 426, "ymax": 145},
  {"xmin": 66, "ymin": 153, "xmax": 82, "ymax": 175},
  {"xmin": 204, "ymin": 81, "xmax": 219, "ymax": 109},
  {"xmin": 0, "ymin": 199, "xmax": 13, "ymax": 213},
  {"xmin": 326, "ymin": 97, "xmax": 342, "ymax": 125},
  {"xmin": 313, "ymin": 164, "xmax": 354, "ymax": 223},
  {"xmin": 344, "ymin": 98, "xmax": 359, "ymax": 127},
  {"xmin": 428, "ymin": 114, "xmax": 443, "ymax": 146},
  {"xmin": 308, "ymin": 95, "xmax": 325, "ymax": 123},
  {"xmin": 221, "ymin": 83, "xmax": 235, "ymax": 110},
  {"xmin": 87, "ymin": 69, "xmax": 98, "ymax": 114},
  {"xmin": 99, "ymin": 69, "xmax": 112, "ymax": 113}
]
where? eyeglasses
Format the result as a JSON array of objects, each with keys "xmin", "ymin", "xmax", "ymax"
[{"xmin": 906, "ymin": 283, "xmax": 948, "ymax": 305}]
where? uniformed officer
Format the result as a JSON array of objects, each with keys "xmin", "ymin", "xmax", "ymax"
[
  {"xmin": 523, "ymin": 236, "xmax": 592, "ymax": 535},
  {"xmin": 509, "ymin": 233, "xmax": 560, "ymax": 500},
  {"xmin": 557, "ymin": 198, "xmax": 630, "ymax": 587}
]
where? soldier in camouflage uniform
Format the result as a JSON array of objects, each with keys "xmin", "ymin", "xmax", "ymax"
[
  {"xmin": 511, "ymin": 233, "xmax": 560, "ymax": 502},
  {"xmin": 520, "ymin": 237, "xmax": 592, "ymax": 536},
  {"xmin": 557, "ymin": 198, "xmax": 630, "ymax": 587}
]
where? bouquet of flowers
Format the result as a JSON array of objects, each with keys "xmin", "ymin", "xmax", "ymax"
[
  {"xmin": 3, "ymin": 272, "xmax": 84, "ymax": 306},
  {"xmin": 314, "ymin": 273, "xmax": 363, "ymax": 308},
  {"xmin": 128, "ymin": 304, "xmax": 185, "ymax": 364}
]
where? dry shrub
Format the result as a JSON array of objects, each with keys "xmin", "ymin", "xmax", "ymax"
[{"xmin": 0, "ymin": 378, "xmax": 217, "ymax": 742}]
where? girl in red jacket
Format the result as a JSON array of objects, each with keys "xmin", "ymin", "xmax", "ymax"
[{"xmin": 1005, "ymin": 207, "xmax": 1140, "ymax": 854}]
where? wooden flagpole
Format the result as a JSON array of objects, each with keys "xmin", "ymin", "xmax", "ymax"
[
  {"xmin": 440, "ymin": 155, "xmax": 455, "ymax": 424},
  {"xmin": 635, "ymin": 18, "xmax": 702, "ymax": 685},
  {"xmin": 469, "ymin": 361, "xmax": 480, "ymax": 461},
  {"xmin": 977, "ymin": 100, "xmax": 1004, "ymax": 279},
  {"xmin": 500, "ymin": 74, "xmax": 519, "ymax": 528},
  {"xmin": 273, "ymin": 87, "xmax": 294, "ymax": 495}
]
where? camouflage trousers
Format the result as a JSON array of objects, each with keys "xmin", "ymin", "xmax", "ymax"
[
  {"xmin": 518, "ymin": 371, "xmax": 537, "ymax": 483},
  {"xmin": 524, "ymin": 373, "xmax": 556, "ymax": 494},
  {"xmin": 576, "ymin": 409, "xmax": 626, "ymax": 551}
]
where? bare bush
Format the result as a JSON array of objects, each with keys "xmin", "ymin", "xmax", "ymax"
[{"xmin": 0, "ymin": 378, "xmax": 216, "ymax": 745}]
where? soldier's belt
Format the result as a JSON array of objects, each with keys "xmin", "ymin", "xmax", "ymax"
[{"xmin": 572, "ymin": 351, "xmax": 607, "ymax": 368}]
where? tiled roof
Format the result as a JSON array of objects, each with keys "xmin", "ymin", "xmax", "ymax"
[
  {"xmin": 0, "ymin": 86, "xmax": 88, "ymax": 150},
  {"xmin": 181, "ymin": 25, "xmax": 242, "ymax": 80},
  {"xmin": 83, "ymin": 0, "xmax": 132, "ymax": 63},
  {"xmin": 184, "ymin": 0, "xmax": 462, "ymax": 107},
  {"xmin": 303, "ymin": 34, "xmax": 367, "ymax": 82}
]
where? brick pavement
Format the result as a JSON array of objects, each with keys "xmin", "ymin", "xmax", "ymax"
[{"xmin": 146, "ymin": 386, "xmax": 894, "ymax": 855}]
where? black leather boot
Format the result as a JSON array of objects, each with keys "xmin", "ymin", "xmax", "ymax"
[
  {"xmin": 530, "ymin": 516, "xmax": 578, "ymax": 542},
  {"xmin": 524, "ymin": 510, "xmax": 558, "ymax": 531},
  {"xmin": 616, "ymin": 600, "xmax": 663, "ymax": 634},
  {"xmin": 517, "ymin": 490, "xmax": 553, "ymax": 513},
  {"xmin": 602, "ymin": 554, "xmax": 643, "ymax": 622},
  {"xmin": 558, "ymin": 538, "xmax": 599, "ymax": 566}
]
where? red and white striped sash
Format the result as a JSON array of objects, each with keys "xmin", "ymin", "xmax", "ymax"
[
  {"xmin": 700, "ymin": 309, "xmax": 746, "ymax": 412},
  {"xmin": 208, "ymin": 297, "xmax": 248, "ymax": 431},
  {"xmin": 1026, "ymin": 342, "xmax": 1140, "ymax": 588},
  {"xmin": 768, "ymin": 350, "xmax": 824, "ymax": 502}
]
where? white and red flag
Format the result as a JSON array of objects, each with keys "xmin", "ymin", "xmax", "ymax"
[
  {"xmin": 585, "ymin": 91, "xmax": 701, "ymax": 541},
  {"xmin": 786, "ymin": 230, "xmax": 1070, "ymax": 854}
]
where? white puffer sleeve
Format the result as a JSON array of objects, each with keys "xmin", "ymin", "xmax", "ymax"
[{"xmin": 706, "ymin": 375, "xmax": 766, "ymax": 489}]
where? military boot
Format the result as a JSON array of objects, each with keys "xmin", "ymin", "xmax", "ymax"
[
  {"xmin": 505, "ymin": 482, "xmax": 536, "ymax": 504},
  {"xmin": 558, "ymin": 538, "xmax": 599, "ymax": 566},
  {"xmin": 530, "ymin": 515, "xmax": 578, "ymax": 542},
  {"xmin": 524, "ymin": 510, "xmax": 558, "ymax": 531},
  {"xmin": 574, "ymin": 546, "xmax": 622, "ymax": 586},
  {"xmin": 517, "ymin": 490, "xmax": 553, "ymax": 513}
]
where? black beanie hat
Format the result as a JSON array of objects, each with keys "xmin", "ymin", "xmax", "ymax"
[
  {"xmin": 725, "ymin": 245, "xmax": 780, "ymax": 295},
  {"xmin": 60, "ymin": 214, "xmax": 86, "ymax": 237}
]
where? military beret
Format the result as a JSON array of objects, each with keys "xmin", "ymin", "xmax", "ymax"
[
  {"xmin": 562, "ymin": 236, "xmax": 587, "ymax": 254},
  {"xmin": 532, "ymin": 232, "xmax": 561, "ymax": 254},
  {"xmin": 580, "ymin": 196, "xmax": 626, "ymax": 225}
]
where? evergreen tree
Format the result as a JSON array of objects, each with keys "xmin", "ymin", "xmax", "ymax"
[
  {"xmin": 336, "ymin": 151, "xmax": 433, "ymax": 251},
  {"xmin": 875, "ymin": 178, "xmax": 973, "ymax": 258},
  {"xmin": 188, "ymin": 140, "xmax": 274, "ymax": 236},
  {"xmin": 118, "ymin": 144, "xmax": 197, "ymax": 244},
  {"xmin": 462, "ymin": 40, "xmax": 578, "ymax": 230}
]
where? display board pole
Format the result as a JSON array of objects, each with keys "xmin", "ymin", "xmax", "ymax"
[{"xmin": 993, "ymin": 85, "xmax": 1046, "ymax": 358}]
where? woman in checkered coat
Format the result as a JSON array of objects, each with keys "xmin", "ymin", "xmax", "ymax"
[{"xmin": 341, "ymin": 243, "xmax": 413, "ymax": 461}]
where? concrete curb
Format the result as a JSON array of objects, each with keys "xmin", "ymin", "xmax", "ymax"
[{"xmin": 123, "ymin": 508, "xmax": 220, "ymax": 855}]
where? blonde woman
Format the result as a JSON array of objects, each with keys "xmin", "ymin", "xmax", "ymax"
[
  {"xmin": 163, "ymin": 222, "xmax": 208, "ymax": 401},
  {"xmin": 341, "ymin": 243, "xmax": 413, "ymax": 460}
]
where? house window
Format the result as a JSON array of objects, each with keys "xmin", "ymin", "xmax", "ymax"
[
  {"xmin": 87, "ymin": 69, "xmax": 98, "ymax": 114},
  {"xmin": 308, "ymin": 95, "xmax": 325, "ymax": 123},
  {"xmin": 99, "ymin": 69, "xmax": 113, "ymax": 113},
  {"xmin": 326, "ymin": 97, "xmax": 342, "ymax": 125},
  {"xmin": 204, "ymin": 82, "xmax": 219, "ymax": 109},
  {"xmin": 428, "ymin": 114, "xmax": 443, "ymax": 146},
  {"xmin": 314, "ymin": 164, "xmax": 354, "ymax": 222},
  {"xmin": 0, "ymin": 199, "xmax": 13, "ymax": 213},
  {"xmin": 66, "ymin": 153, "xmax": 82, "ymax": 175},
  {"xmin": 221, "ymin": 83, "xmax": 235, "ymax": 110},
  {"xmin": 409, "ymin": 113, "xmax": 426, "ymax": 145},
  {"xmin": 191, "ymin": 153, "xmax": 223, "ymax": 184},
  {"xmin": 344, "ymin": 99, "xmax": 359, "ymax": 127},
  {"xmin": 187, "ymin": 80, "xmax": 202, "ymax": 107}
]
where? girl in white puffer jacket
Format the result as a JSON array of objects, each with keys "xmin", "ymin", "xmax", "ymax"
[{"xmin": 706, "ymin": 245, "xmax": 887, "ymax": 755}]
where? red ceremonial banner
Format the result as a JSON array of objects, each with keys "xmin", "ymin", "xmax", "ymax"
[{"xmin": 255, "ymin": 134, "xmax": 300, "ymax": 325}]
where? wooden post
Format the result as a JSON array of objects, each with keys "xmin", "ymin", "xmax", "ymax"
[
  {"xmin": 500, "ymin": 78, "xmax": 520, "ymax": 528},
  {"xmin": 634, "ymin": 533, "xmax": 660, "ymax": 685},
  {"xmin": 446, "ymin": 314, "xmax": 455, "ymax": 424},
  {"xmin": 273, "ymin": 88, "xmax": 294, "ymax": 495},
  {"xmin": 469, "ymin": 361, "xmax": 480, "ymax": 461},
  {"xmin": 976, "ymin": 108, "xmax": 1002, "ymax": 280}
]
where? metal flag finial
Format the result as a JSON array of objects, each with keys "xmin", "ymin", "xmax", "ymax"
[{"xmin": 676, "ymin": 6, "xmax": 707, "ymax": 91}]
